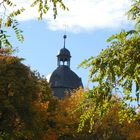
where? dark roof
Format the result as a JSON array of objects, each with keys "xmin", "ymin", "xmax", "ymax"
[
  {"xmin": 49, "ymin": 65, "xmax": 83, "ymax": 98},
  {"xmin": 57, "ymin": 48, "xmax": 71, "ymax": 58},
  {"xmin": 50, "ymin": 65, "xmax": 82, "ymax": 88}
]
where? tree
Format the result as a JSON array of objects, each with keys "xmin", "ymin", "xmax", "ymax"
[
  {"xmin": 45, "ymin": 88, "xmax": 140, "ymax": 140},
  {"xmin": 79, "ymin": 95, "xmax": 140, "ymax": 140},
  {"xmin": 42, "ymin": 88, "xmax": 85, "ymax": 140},
  {"xmin": 43, "ymin": 88, "xmax": 94, "ymax": 140},
  {"xmin": 79, "ymin": 0, "xmax": 140, "ymax": 132},
  {"xmin": 55, "ymin": 88, "xmax": 85, "ymax": 139},
  {"xmin": 0, "ymin": 0, "xmax": 67, "ymax": 139},
  {"xmin": 0, "ymin": 49, "xmax": 52, "ymax": 140}
]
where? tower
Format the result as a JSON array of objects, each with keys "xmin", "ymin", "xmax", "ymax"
[
  {"xmin": 48, "ymin": 35, "xmax": 83, "ymax": 98},
  {"xmin": 57, "ymin": 35, "xmax": 71, "ymax": 68}
]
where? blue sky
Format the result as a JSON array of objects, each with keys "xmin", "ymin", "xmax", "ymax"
[{"xmin": 9, "ymin": 0, "xmax": 133, "ymax": 87}]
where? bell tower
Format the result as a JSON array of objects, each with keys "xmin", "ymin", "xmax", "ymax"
[
  {"xmin": 57, "ymin": 35, "xmax": 71, "ymax": 67},
  {"xmin": 48, "ymin": 35, "xmax": 83, "ymax": 98}
]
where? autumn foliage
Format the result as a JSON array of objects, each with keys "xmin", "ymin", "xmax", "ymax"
[
  {"xmin": 44, "ymin": 88, "xmax": 140, "ymax": 140},
  {"xmin": 0, "ymin": 49, "xmax": 140, "ymax": 140},
  {"xmin": 0, "ymin": 49, "xmax": 52, "ymax": 140}
]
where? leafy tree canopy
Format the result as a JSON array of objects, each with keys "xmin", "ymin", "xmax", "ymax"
[
  {"xmin": 0, "ymin": 49, "xmax": 52, "ymax": 140},
  {"xmin": 79, "ymin": 0, "xmax": 140, "ymax": 132},
  {"xmin": 42, "ymin": 88, "xmax": 140, "ymax": 140}
]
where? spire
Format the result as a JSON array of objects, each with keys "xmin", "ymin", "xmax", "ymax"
[
  {"xmin": 63, "ymin": 34, "xmax": 67, "ymax": 48},
  {"xmin": 57, "ymin": 35, "xmax": 71, "ymax": 68}
]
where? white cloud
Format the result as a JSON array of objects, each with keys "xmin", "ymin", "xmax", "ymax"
[
  {"xmin": 46, "ymin": 0, "xmax": 131, "ymax": 32},
  {"xmin": 9, "ymin": 0, "xmax": 132, "ymax": 32}
]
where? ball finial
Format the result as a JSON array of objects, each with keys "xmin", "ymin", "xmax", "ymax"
[{"xmin": 63, "ymin": 35, "xmax": 67, "ymax": 39}]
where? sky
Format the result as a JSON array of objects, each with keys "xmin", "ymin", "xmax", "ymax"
[{"xmin": 8, "ymin": 0, "xmax": 133, "ymax": 87}]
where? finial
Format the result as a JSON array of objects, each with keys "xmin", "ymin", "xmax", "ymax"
[{"xmin": 63, "ymin": 34, "xmax": 67, "ymax": 48}]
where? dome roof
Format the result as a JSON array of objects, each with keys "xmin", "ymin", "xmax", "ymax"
[
  {"xmin": 57, "ymin": 48, "xmax": 71, "ymax": 58},
  {"xmin": 49, "ymin": 65, "xmax": 82, "ymax": 88},
  {"xmin": 49, "ymin": 65, "xmax": 83, "ymax": 98}
]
